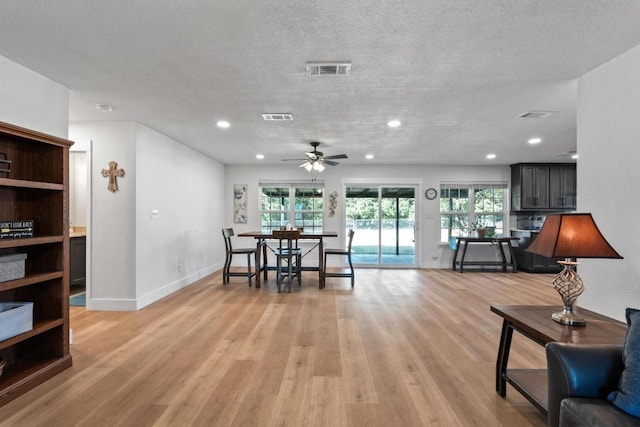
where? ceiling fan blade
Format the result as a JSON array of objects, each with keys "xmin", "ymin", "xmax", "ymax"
[
  {"xmin": 324, "ymin": 154, "xmax": 348, "ymax": 160},
  {"xmin": 282, "ymin": 158, "xmax": 308, "ymax": 161},
  {"xmin": 323, "ymin": 160, "xmax": 339, "ymax": 166}
]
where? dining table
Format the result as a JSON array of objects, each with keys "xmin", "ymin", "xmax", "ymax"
[{"xmin": 238, "ymin": 230, "xmax": 338, "ymax": 289}]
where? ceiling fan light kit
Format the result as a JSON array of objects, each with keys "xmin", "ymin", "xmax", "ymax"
[{"xmin": 300, "ymin": 161, "xmax": 325, "ymax": 172}]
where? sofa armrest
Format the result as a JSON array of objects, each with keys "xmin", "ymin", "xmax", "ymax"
[{"xmin": 546, "ymin": 342, "xmax": 624, "ymax": 427}]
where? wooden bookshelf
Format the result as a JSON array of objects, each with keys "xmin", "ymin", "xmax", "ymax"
[{"xmin": 0, "ymin": 120, "xmax": 73, "ymax": 407}]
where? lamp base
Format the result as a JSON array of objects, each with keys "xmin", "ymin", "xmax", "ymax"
[
  {"xmin": 551, "ymin": 260, "xmax": 586, "ymax": 326},
  {"xmin": 552, "ymin": 306, "xmax": 586, "ymax": 326}
]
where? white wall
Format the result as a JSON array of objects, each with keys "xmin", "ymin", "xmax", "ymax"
[
  {"xmin": 135, "ymin": 124, "xmax": 226, "ymax": 308},
  {"xmin": 70, "ymin": 122, "xmax": 137, "ymax": 310},
  {"xmin": 69, "ymin": 121, "xmax": 227, "ymax": 310},
  {"xmin": 69, "ymin": 151, "xmax": 88, "ymax": 227},
  {"xmin": 226, "ymin": 164, "xmax": 510, "ymax": 268},
  {"xmin": 577, "ymin": 44, "xmax": 640, "ymax": 321},
  {"xmin": 0, "ymin": 55, "xmax": 68, "ymax": 137}
]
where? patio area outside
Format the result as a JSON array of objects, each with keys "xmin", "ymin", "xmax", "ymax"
[{"xmin": 348, "ymin": 220, "xmax": 416, "ymax": 266}]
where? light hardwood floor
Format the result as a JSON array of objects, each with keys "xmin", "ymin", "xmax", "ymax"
[{"xmin": 0, "ymin": 268, "xmax": 561, "ymax": 426}]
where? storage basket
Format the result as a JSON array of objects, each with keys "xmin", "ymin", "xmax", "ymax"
[
  {"xmin": 0, "ymin": 302, "xmax": 33, "ymax": 341},
  {"xmin": 0, "ymin": 253, "xmax": 27, "ymax": 282}
]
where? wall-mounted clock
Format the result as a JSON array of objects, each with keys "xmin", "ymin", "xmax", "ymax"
[{"xmin": 425, "ymin": 187, "xmax": 437, "ymax": 200}]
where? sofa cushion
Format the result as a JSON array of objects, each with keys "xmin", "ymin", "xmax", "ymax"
[
  {"xmin": 608, "ymin": 307, "xmax": 640, "ymax": 419},
  {"xmin": 561, "ymin": 398, "xmax": 640, "ymax": 427}
]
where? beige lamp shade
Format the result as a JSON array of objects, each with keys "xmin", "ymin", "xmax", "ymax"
[{"xmin": 526, "ymin": 213, "xmax": 623, "ymax": 259}]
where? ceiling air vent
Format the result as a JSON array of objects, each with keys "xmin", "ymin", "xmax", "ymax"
[
  {"xmin": 516, "ymin": 111, "xmax": 557, "ymax": 119},
  {"xmin": 306, "ymin": 62, "xmax": 351, "ymax": 77},
  {"xmin": 262, "ymin": 113, "xmax": 293, "ymax": 121}
]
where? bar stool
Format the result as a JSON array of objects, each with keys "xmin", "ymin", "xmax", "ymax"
[
  {"xmin": 273, "ymin": 229, "xmax": 302, "ymax": 293},
  {"xmin": 222, "ymin": 228, "xmax": 256, "ymax": 286},
  {"xmin": 323, "ymin": 229, "xmax": 355, "ymax": 287}
]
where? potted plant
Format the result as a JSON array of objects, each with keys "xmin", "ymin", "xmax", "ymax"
[
  {"xmin": 485, "ymin": 226, "xmax": 496, "ymax": 238},
  {"xmin": 470, "ymin": 221, "xmax": 486, "ymax": 238}
]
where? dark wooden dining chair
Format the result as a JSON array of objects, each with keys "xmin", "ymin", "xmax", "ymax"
[
  {"xmin": 222, "ymin": 228, "xmax": 256, "ymax": 286},
  {"xmin": 272, "ymin": 229, "xmax": 302, "ymax": 293},
  {"xmin": 323, "ymin": 229, "xmax": 355, "ymax": 287}
]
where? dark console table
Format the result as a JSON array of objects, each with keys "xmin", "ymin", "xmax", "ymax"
[
  {"xmin": 452, "ymin": 237, "xmax": 519, "ymax": 273},
  {"xmin": 491, "ymin": 305, "xmax": 627, "ymax": 415}
]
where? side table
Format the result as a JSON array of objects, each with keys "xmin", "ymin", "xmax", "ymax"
[
  {"xmin": 491, "ymin": 305, "xmax": 627, "ymax": 415},
  {"xmin": 452, "ymin": 237, "xmax": 519, "ymax": 273}
]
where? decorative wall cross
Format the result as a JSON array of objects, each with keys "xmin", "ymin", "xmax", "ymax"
[{"xmin": 101, "ymin": 161, "xmax": 125, "ymax": 193}]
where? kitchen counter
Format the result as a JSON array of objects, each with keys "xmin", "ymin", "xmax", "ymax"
[{"xmin": 69, "ymin": 226, "xmax": 86, "ymax": 238}]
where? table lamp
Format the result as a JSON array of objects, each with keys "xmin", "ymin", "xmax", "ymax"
[{"xmin": 526, "ymin": 213, "xmax": 623, "ymax": 326}]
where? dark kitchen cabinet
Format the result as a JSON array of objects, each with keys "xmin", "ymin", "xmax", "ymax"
[
  {"xmin": 511, "ymin": 163, "xmax": 576, "ymax": 212},
  {"xmin": 70, "ymin": 236, "xmax": 86, "ymax": 288},
  {"xmin": 511, "ymin": 230, "xmax": 562, "ymax": 273},
  {"xmin": 549, "ymin": 165, "xmax": 576, "ymax": 209},
  {"xmin": 520, "ymin": 165, "xmax": 549, "ymax": 209}
]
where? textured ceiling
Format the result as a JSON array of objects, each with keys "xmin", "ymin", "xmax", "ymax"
[{"xmin": 1, "ymin": 1, "xmax": 640, "ymax": 166}]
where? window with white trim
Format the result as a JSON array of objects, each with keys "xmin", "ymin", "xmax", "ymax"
[
  {"xmin": 260, "ymin": 183, "xmax": 324, "ymax": 232},
  {"xmin": 439, "ymin": 183, "xmax": 507, "ymax": 243}
]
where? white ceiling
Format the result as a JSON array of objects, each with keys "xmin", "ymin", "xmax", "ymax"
[{"xmin": 1, "ymin": 1, "xmax": 640, "ymax": 167}]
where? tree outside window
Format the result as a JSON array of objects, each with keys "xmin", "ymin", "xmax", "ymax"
[
  {"xmin": 440, "ymin": 184, "xmax": 506, "ymax": 243},
  {"xmin": 260, "ymin": 184, "xmax": 323, "ymax": 232}
]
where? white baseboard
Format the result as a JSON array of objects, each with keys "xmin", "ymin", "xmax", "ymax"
[
  {"xmin": 86, "ymin": 297, "xmax": 138, "ymax": 311},
  {"xmin": 85, "ymin": 263, "xmax": 222, "ymax": 311}
]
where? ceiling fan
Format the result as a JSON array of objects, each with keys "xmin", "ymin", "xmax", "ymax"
[{"xmin": 282, "ymin": 142, "xmax": 348, "ymax": 172}]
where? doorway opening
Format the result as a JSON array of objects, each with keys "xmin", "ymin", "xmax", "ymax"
[
  {"xmin": 345, "ymin": 185, "xmax": 416, "ymax": 267},
  {"xmin": 69, "ymin": 148, "xmax": 90, "ymax": 308}
]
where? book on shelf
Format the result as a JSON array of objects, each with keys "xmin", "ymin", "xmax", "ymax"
[{"xmin": 0, "ymin": 220, "xmax": 34, "ymax": 239}]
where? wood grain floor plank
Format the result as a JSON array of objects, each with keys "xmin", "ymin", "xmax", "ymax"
[
  {"xmin": 192, "ymin": 359, "xmax": 257, "ymax": 426},
  {"xmin": 265, "ymin": 345, "xmax": 314, "ymax": 426},
  {"xmin": 152, "ymin": 340, "xmax": 237, "ymax": 426},
  {"xmin": 337, "ymin": 318, "xmax": 379, "ymax": 404},
  {"xmin": 306, "ymin": 376, "xmax": 347, "ymax": 427},
  {"xmin": 313, "ymin": 292, "xmax": 342, "ymax": 377}
]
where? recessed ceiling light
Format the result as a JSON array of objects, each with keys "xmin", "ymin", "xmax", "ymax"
[
  {"xmin": 528, "ymin": 137, "xmax": 542, "ymax": 144},
  {"xmin": 217, "ymin": 120, "xmax": 230, "ymax": 129},
  {"xmin": 387, "ymin": 120, "xmax": 401, "ymax": 128},
  {"xmin": 486, "ymin": 154, "xmax": 497, "ymax": 160},
  {"xmin": 365, "ymin": 154, "xmax": 374, "ymax": 159},
  {"xmin": 256, "ymin": 154, "xmax": 264, "ymax": 160},
  {"xmin": 96, "ymin": 103, "xmax": 113, "ymax": 113},
  {"xmin": 571, "ymin": 154, "xmax": 579, "ymax": 159}
]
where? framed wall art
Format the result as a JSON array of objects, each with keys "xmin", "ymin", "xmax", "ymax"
[{"xmin": 233, "ymin": 184, "xmax": 248, "ymax": 223}]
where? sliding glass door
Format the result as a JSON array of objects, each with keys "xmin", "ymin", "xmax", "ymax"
[{"xmin": 345, "ymin": 185, "xmax": 416, "ymax": 267}]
